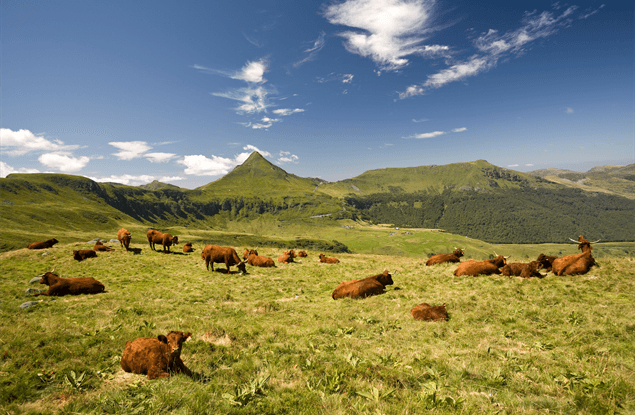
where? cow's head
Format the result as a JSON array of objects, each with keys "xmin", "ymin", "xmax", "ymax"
[
  {"xmin": 453, "ymin": 248, "xmax": 464, "ymax": 257},
  {"xmin": 171, "ymin": 236, "xmax": 179, "ymax": 245},
  {"xmin": 378, "ymin": 269, "xmax": 394, "ymax": 286},
  {"xmin": 237, "ymin": 261, "xmax": 247, "ymax": 274},
  {"xmin": 38, "ymin": 272, "xmax": 57, "ymax": 286},
  {"xmin": 72, "ymin": 250, "xmax": 80, "ymax": 260},
  {"xmin": 164, "ymin": 331, "xmax": 191, "ymax": 356},
  {"xmin": 51, "ymin": 238, "xmax": 59, "ymax": 245}
]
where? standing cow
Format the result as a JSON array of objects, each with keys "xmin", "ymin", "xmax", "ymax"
[
  {"xmin": 117, "ymin": 228, "xmax": 132, "ymax": 250},
  {"xmin": 201, "ymin": 245, "xmax": 246, "ymax": 274},
  {"xmin": 146, "ymin": 229, "xmax": 179, "ymax": 253}
]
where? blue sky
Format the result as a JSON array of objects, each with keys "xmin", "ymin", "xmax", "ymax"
[{"xmin": 1, "ymin": 0, "xmax": 632, "ymax": 188}]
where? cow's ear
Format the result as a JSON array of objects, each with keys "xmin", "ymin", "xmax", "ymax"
[
  {"xmin": 158, "ymin": 335, "xmax": 168, "ymax": 344},
  {"xmin": 442, "ymin": 303, "xmax": 447, "ymax": 307},
  {"xmin": 183, "ymin": 332, "xmax": 192, "ymax": 340}
]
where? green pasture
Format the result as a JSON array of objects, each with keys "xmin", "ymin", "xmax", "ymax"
[{"xmin": 1, "ymin": 237, "xmax": 633, "ymax": 414}]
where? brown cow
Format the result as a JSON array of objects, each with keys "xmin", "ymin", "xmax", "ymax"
[
  {"xmin": 536, "ymin": 253, "xmax": 558, "ymax": 272},
  {"xmin": 551, "ymin": 236, "xmax": 598, "ymax": 276},
  {"xmin": 426, "ymin": 248, "xmax": 464, "ymax": 266},
  {"xmin": 501, "ymin": 261, "xmax": 545, "ymax": 278},
  {"xmin": 297, "ymin": 250, "xmax": 308, "ymax": 257},
  {"xmin": 319, "ymin": 254, "xmax": 340, "ymax": 264},
  {"xmin": 453, "ymin": 255, "xmax": 508, "ymax": 277},
  {"xmin": 93, "ymin": 241, "xmax": 115, "ymax": 252},
  {"xmin": 278, "ymin": 250, "xmax": 296, "ymax": 263},
  {"xmin": 331, "ymin": 270, "xmax": 394, "ymax": 299},
  {"xmin": 411, "ymin": 303, "xmax": 449, "ymax": 321},
  {"xmin": 201, "ymin": 245, "xmax": 247, "ymax": 273},
  {"xmin": 120, "ymin": 331, "xmax": 192, "ymax": 380},
  {"xmin": 117, "ymin": 228, "xmax": 132, "ymax": 250},
  {"xmin": 27, "ymin": 238, "xmax": 59, "ymax": 249},
  {"xmin": 243, "ymin": 248, "xmax": 258, "ymax": 260},
  {"xmin": 73, "ymin": 249, "xmax": 97, "ymax": 261},
  {"xmin": 32, "ymin": 272, "xmax": 105, "ymax": 296},
  {"xmin": 146, "ymin": 229, "xmax": 178, "ymax": 252},
  {"xmin": 183, "ymin": 242, "xmax": 194, "ymax": 253},
  {"xmin": 246, "ymin": 252, "xmax": 276, "ymax": 268}
]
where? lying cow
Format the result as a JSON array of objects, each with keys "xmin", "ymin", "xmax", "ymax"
[
  {"xmin": 551, "ymin": 236, "xmax": 598, "ymax": 276},
  {"xmin": 146, "ymin": 229, "xmax": 178, "ymax": 252},
  {"xmin": 536, "ymin": 253, "xmax": 558, "ymax": 272},
  {"xmin": 501, "ymin": 261, "xmax": 545, "ymax": 278},
  {"xmin": 120, "ymin": 331, "xmax": 192, "ymax": 380},
  {"xmin": 33, "ymin": 272, "xmax": 105, "ymax": 296},
  {"xmin": 426, "ymin": 248, "xmax": 464, "ymax": 266},
  {"xmin": 278, "ymin": 250, "xmax": 296, "ymax": 263},
  {"xmin": 246, "ymin": 251, "xmax": 276, "ymax": 268},
  {"xmin": 453, "ymin": 255, "xmax": 508, "ymax": 277},
  {"xmin": 183, "ymin": 242, "xmax": 194, "ymax": 253},
  {"xmin": 319, "ymin": 254, "xmax": 340, "ymax": 264},
  {"xmin": 117, "ymin": 228, "xmax": 132, "ymax": 250},
  {"xmin": 27, "ymin": 238, "xmax": 59, "ymax": 249},
  {"xmin": 73, "ymin": 249, "xmax": 97, "ymax": 262},
  {"xmin": 243, "ymin": 248, "xmax": 258, "ymax": 260},
  {"xmin": 93, "ymin": 241, "xmax": 115, "ymax": 252},
  {"xmin": 411, "ymin": 303, "xmax": 449, "ymax": 321},
  {"xmin": 297, "ymin": 250, "xmax": 308, "ymax": 257},
  {"xmin": 201, "ymin": 245, "xmax": 246, "ymax": 273},
  {"xmin": 331, "ymin": 270, "xmax": 394, "ymax": 299}
]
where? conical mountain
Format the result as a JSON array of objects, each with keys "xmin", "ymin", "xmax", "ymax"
[{"xmin": 195, "ymin": 152, "xmax": 326, "ymax": 199}]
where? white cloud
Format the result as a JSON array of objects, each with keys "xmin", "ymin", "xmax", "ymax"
[
  {"xmin": 403, "ymin": 127, "xmax": 466, "ymax": 139},
  {"xmin": 179, "ymin": 146, "xmax": 267, "ymax": 176},
  {"xmin": 38, "ymin": 152, "xmax": 90, "ymax": 172},
  {"xmin": 293, "ymin": 32, "xmax": 327, "ymax": 68},
  {"xmin": 109, "ymin": 141, "xmax": 152, "ymax": 160},
  {"xmin": 232, "ymin": 58, "xmax": 268, "ymax": 83},
  {"xmin": 452, "ymin": 127, "xmax": 467, "ymax": 133},
  {"xmin": 0, "ymin": 161, "xmax": 40, "ymax": 177},
  {"xmin": 91, "ymin": 174, "xmax": 156, "ymax": 186},
  {"xmin": 243, "ymin": 145, "xmax": 271, "ymax": 157},
  {"xmin": 145, "ymin": 152, "xmax": 177, "ymax": 163},
  {"xmin": 272, "ymin": 108, "xmax": 305, "ymax": 116},
  {"xmin": 324, "ymin": 0, "xmax": 449, "ymax": 71},
  {"xmin": 507, "ymin": 164, "xmax": 519, "ymax": 167},
  {"xmin": 412, "ymin": 118, "xmax": 429, "ymax": 123},
  {"xmin": 342, "ymin": 74, "xmax": 354, "ymax": 83},
  {"xmin": 277, "ymin": 151, "xmax": 299, "ymax": 164},
  {"xmin": 0, "ymin": 128, "xmax": 80, "ymax": 156},
  {"xmin": 212, "ymin": 86, "xmax": 271, "ymax": 114},
  {"xmin": 399, "ymin": 5, "xmax": 582, "ymax": 98},
  {"xmin": 160, "ymin": 176, "xmax": 185, "ymax": 182}
]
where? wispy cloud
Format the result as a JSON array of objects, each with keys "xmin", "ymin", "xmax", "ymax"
[
  {"xmin": 38, "ymin": 152, "xmax": 90, "ymax": 172},
  {"xmin": 324, "ymin": 0, "xmax": 450, "ymax": 72},
  {"xmin": 293, "ymin": 31, "xmax": 327, "ymax": 68},
  {"xmin": 272, "ymin": 108, "xmax": 305, "ymax": 116},
  {"xmin": 145, "ymin": 152, "xmax": 177, "ymax": 163},
  {"xmin": 403, "ymin": 127, "xmax": 467, "ymax": 139},
  {"xmin": 212, "ymin": 86, "xmax": 272, "ymax": 114},
  {"xmin": 399, "ymin": 5, "xmax": 588, "ymax": 98},
  {"xmin": 412, "ymin": 118, "xmax": 429, "ymax": 123},
  {"xmin": 277, "ymin": 151, "xmax": 299, "ymax": 164},
  {"xmin": 0, "ymin": 128, "xmax": 80, "ymax": 156}
]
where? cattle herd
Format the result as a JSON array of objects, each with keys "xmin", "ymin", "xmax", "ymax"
[{"xmin": 24, "ymin": 230, "xmax": 600, "ymax": 380}]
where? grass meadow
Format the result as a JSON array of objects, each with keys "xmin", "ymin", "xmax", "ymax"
[{"xmin": 0, "ymin": 235, "xmax": 633, "ymax": 414}]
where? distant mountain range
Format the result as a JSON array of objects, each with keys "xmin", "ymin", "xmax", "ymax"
[{"xmin": 1, "ymin": 152, "xmax": 633, "ymax": 250}]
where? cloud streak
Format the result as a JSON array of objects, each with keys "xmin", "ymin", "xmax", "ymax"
[{"xmin": 403, "ymin": 127, "xmax": 467, "ymax": 139}]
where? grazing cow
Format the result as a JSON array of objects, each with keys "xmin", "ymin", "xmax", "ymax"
[
  {"xmin": 536, "ymin": 253, "xmax": 558, "ymax": 272},
  {"xmin": 183, "ymin": 242, "xmax": 194, "ymax": 253},
  {"xmin": 319, "ymin": 253, "xmax": 340, "ymax": 264},
  {"xmin": 453, "ymin": 255, "xmax": 508, "ymax": 277},
  {"xmin": 551, "ymin": 236, "xmax": 598, "ymax": 276},
  {"xmin": 411, "ymin": 303, "xmax": 449, "ymax": 321},
  {"xmin": 501, "ymin": 261, "xmax": 545, "ymax": 278},
  {"xmin": 297, "ymin": 250, "xmax": 308, "ymax": 257},
  {"xmin": 243, "ymin": 248, "xmax": 259, "ymax": 260},
  {"xmin": 32, "ymin": 272, "xmax": 105, "ymax": 296},
  {"xmin": 146, "ymin": 229, "xmax": 179, "ymax": 252},
  {"xmin": 73, "ymin": 250, "xmax": 97, "ymax": 262},
  {"xmin": 426, "ymin": 248, "xmax": 464, "ymax": 266},
  {"xmin": 246, "ymin": 252, "xmax": 276, "ymax": 268},
  {"xmin": 278, "ymin": 250, "xmax": 296, "ymax": 263},
  {"xmin": 117, "ymin": 228, "xmax": 132, "ymax": 250},
  {"xmin": 120, "ymin": 331, "xmax": 192, "ymax": 380},
  {"xmin": 27, "ymin": 238, "xmax": 59, "ymax": 249},
  {"xmin": 331, "ymin": 270, "xmax": 394, "ymax": 299},
  {"xmin": 93, "ymin": 241, "xmax": 115, "ymax": 252},
  {"xmin": 201, "ymin": 245, "xmax": 246, "ymax": 273}
]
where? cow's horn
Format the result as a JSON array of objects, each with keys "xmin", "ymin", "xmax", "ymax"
[
  {"xmin": 590, "ymin": 239, "xmax": 601, "ymax": 244},
  {"xmin": 568, "ymin": 238, "xmax": 580, "ymax": 243}
]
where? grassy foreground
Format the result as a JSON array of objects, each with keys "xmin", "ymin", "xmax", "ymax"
[{"xmin": 1, "ymin": 239, "xmax": 633, "ymax": 414}]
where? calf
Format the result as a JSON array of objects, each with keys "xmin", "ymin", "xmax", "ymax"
[
  {"xmin": 201, "ymin": 245, "xmax": 246, "ymax": 273},
  {"xmin": 278, "ymin": 250, "xmax": 296, "ymax": 263},
  {"xmin": 453, "ymin": 255, "xmax": 508, "ymax": 277},
  {"xmin": 93, "ymin": 241, "xmax": 115, "ymax": 252},
  {"xmin": 27, "ymin": 238, "xmax": 59, "ymax": 249},
  {"xmin": 501, "ymin": 261, "xmax": 545, "ymax": 278},
  {"xmin": 246, "ymin": 252, "xmax": 276, "ymax": 268},
  {"xmin": 243, "ymin": 248, "xmax": 258, "ymax": 260},
  {"xmin": 297, "ymin": 250, "xmax": 308, "ymax": 257},
  {"xmin": 120, "ymin": 331, "xmax": 192, "ymax": 380},
  {"xmin": 33, "ymin": 272, "xmax": 105, "ymax": 296},
  {"xmin": 319, "ymin": 253, "xmax": 340, "ymax": 264},
  {"xmin": 183, "ymin": 242, "xmax": 194, "ymax": 253},
  {"xmin": 117, "ymin": 228, "xmax": 132, "ymax": 250},
  {"xmin": 411, "ymin": 303, "xmax": 449, "ymax": 321},
  {"xmin": 331, "ymin": 270, "xmax": 394, "ymax": 299},
  {"xmin": 73, "ymin": 249, "xmax": 97, "ymax": 261},
  {"xmin": 426, "ymin": 248, "xmax": 464, "ymax": 266},
  {"xmin": 536, "ymin": 253, "xmax": 557, "ymax": 272},
  {"xmin": 551, "ymin": 236, "xmax": 598, "ymax": 276},
  {"xmin": 147, "ymin": 229, "xmax": 178, "ymax": 252}
]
